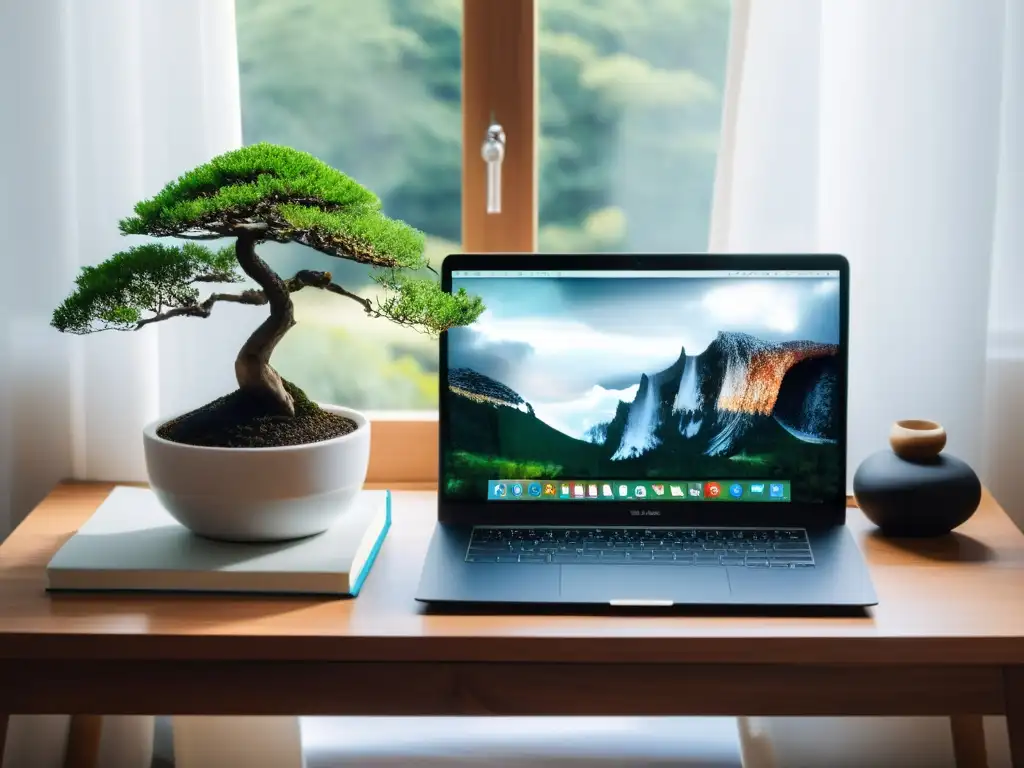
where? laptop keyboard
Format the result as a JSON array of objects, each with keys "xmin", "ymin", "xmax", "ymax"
[{"xmin": 466, "ymin": 527, "xmax": 814, "ymax": 568}]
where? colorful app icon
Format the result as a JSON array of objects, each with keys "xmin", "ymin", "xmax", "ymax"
[
  {"xmin": 543, "ymin": 483, "xmax": 557, "ymax": 496},
  {"xmin": 749, "ymin": 483, "xmax": 765, "ymax": 494},
  {"xmin": 618, "ymin": 484, "xmax": 629, "ymax": 496},
  {"xmin": 587, "ymin": 484, "xmax": 598, "ymax": 498},
  {"xmin": 493, "ymin": 482, "xmax": 507, "ymax": 498},
  {"xmin": 688, "ymin": 483, "xmax": 703, "ymax": 498},
  {"xmin": 670, "ymin": 485, "xmax": 684, "ymax": 497},
  {"xmin": 573, "ymin": 483, "xmax": 584, "ymax": 497},
  {"xmin": 729, "ymin": 483, "xmax": 743, "ymax": 498},
  {"xmin": 528, "ymin": 482, "xmax": 542, "ymax": 497},
  {"xmin": 602, "ymin": 484, "xmax": 613, "ymax": 497},
  {"xmin": 705, "ymin": 482, "xmax": 721, "ymax": 498},
  {"xmin": 511, "ymin": 483, "xmax": 523, "ymax": 497},
  {"xmin": 634, "ymin": 485, "xmax": 647, "ymax": 498},
  {"xmin": 560, "ymin": 484, "xmax": 570, "ymax": 497},
  {"xmin": 769, "ymin": 483, "xmax": 784, "ymax": 498},
  {"xmin": 652, "ymin": 484, "xmax": 665, "ymax": 496}
]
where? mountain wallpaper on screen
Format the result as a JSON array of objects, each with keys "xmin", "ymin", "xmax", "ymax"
[{"xmin": 444, "ymin": 276, "xmax": 843, "ymax": 503}]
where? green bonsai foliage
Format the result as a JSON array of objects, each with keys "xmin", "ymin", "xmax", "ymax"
[{"xmin": 52, "ymin": 143, "xmax": 483, "ymax": 418}]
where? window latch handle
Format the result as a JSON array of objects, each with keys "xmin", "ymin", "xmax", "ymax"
[{"xmin": 481, "ymin": 122, "xmax": 506, "ymax": 214}]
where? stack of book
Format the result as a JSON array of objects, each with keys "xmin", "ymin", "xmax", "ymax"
[{"xmin": 46, "ymin": 486, "xmax": 391, "ymax": 597}]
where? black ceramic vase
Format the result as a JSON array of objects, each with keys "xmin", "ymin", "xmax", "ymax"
[{"xmin": 852, "ymin": 420, "xmax": 982, "ymax": 538}]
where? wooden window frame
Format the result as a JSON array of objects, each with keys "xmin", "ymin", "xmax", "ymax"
[{"xmin": 369, "ymin": 0, "xmax": 538, "ymax": 488}]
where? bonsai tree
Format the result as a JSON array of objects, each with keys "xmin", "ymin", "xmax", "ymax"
[{"xmin": 52, "ymin": 143, "xmax": 482, "ymax": 447}]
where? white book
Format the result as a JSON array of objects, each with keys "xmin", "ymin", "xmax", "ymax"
[{"xmin": 46, "ymin": 486, "xmax": 391, "ymax": 596}]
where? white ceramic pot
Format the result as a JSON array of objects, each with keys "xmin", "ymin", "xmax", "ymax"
[{"xmin": 142, "ymin": 404, "xmax": 370, "ymax": 542}]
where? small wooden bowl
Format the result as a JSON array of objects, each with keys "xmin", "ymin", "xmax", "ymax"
[{"xmin": 889, "ymin": 419, "xmax": 946, "ymax": 462}]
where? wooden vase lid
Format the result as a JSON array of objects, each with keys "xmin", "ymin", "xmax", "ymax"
[{"xmin": 889, "ymin": 419, "xmax": 946, "ymax": 462}]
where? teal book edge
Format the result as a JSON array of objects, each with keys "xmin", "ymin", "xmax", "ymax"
[{"xmin": 348, "ymin": 489, "xmax": 391, "ymax": 597}]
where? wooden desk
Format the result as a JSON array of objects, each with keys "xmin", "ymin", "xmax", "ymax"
[{"xmin": 1, "ymin": 483, "xmax": 1023, "ymax": 767}]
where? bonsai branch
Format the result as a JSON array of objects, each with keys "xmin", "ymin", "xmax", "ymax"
[
  {"xmin": 320, "ymin": 280, "xmax": 373, "ymax": 313},
  {"xmin": 234, "ymin": 222, "xmax": 270, "ymax": 233},
  {"xmin": 175, "ymin": 232, "xmax": 224, "ymax": 241},
  {"xmin": 132, "ymin": 270, "xmax": 372, "ymax": 332},
  {"xmin": 134, "ymin": 289, "xmax": 266, "ymax": 329}
]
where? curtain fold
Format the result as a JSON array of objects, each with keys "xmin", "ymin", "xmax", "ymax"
[
  {"xmin": 0, "ymin": 0, "xmax": 242, "ymax": 534},
  {"xmin": 1, "ymin": 0, "xmax": 78, "ymax": 538},
  {"xmin": 710, "ymin": 0, "xmax": 1019, "ymax": 497},
  {"xmin": 983, "ymin": 0, "xmax": 1024, "ymax": 532},
  {"xmin": 70, "ymin": 0, "xmax": 244, "ymax": 482}
]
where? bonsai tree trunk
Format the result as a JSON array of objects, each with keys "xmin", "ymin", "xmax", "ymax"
[{"xmin": 233, "ymin": 233, "xmax": 296, "ymax": 416}]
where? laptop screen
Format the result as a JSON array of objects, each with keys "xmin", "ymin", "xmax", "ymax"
[{"xmin": 443, "ymin": 268, "xmax": 843, "ymax": 507}]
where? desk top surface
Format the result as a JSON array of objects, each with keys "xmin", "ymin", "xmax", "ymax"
[{"xmin": 0, "ymin": 482, "xmax": 1022, "ymax": 665}]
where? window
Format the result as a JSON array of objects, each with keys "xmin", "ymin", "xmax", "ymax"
[
  {"xmin": 234, "ymin": 0, "xmax": 731, "ymax": 442},
  {"xmin": 537, "ymin": 1, "xmax": 731, "ymax": 253}
]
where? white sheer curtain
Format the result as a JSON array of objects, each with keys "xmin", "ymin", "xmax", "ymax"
[
  {"xmin": 712, "ymin": 0, "xmax": 1022, "ymax": 499},
  {"xmin": 0, "ymin": 0, "xmax": 242, "ymax": 538},
  {"xmin": 715, "ymin": 0, "xmax": 1022, "ymax": 765}
]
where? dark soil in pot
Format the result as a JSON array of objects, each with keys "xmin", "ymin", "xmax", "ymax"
[{"xmin": 157, "ymin": 380, "xmax": 357, "ymax": 448}]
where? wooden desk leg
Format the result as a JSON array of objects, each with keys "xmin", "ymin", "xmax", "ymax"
[
  {"xmin": 950, "ymin": 716, "xmax": 988, "ymax": 768},
  {"xmin": 63, "ymin": 715, "xmax": 103, "ymax": 768},
  {"xmin": 0, "ymin": 713, "xmax": 8, "ymax": 766},
  {"xmin": 1007, "ymin": 668, "xmax": 1024, "ymax": 768}
]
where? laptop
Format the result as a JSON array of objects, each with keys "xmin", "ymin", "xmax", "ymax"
[{"xmin": 416, "ymin": 254, "xmax": 877, "ymax": 608}]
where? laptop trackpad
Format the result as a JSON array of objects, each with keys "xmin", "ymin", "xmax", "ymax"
[{"xmin": 560, "ymin": 566, "xmax": 731, "ymax": 604}]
